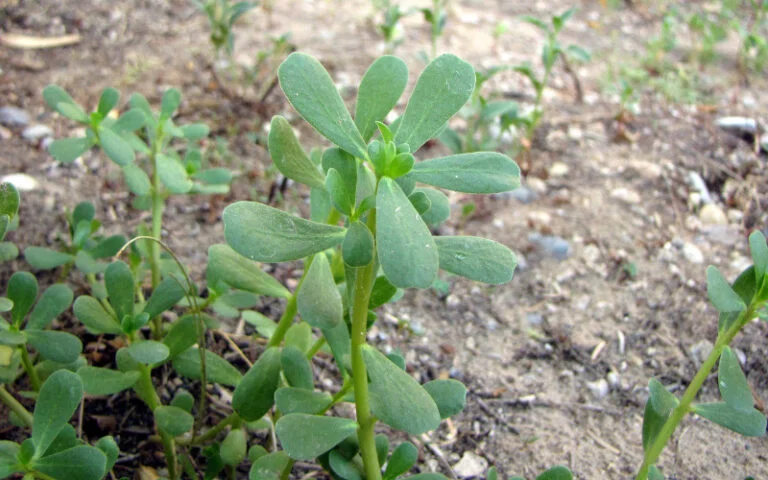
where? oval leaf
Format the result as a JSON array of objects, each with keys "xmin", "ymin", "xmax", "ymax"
[
  {"xmin": 383, "ymin": 442, "xmax": 418, "ymax": 480},
  {"xmin": 207, "ymin": 244, "xmax": 290, "ymax": 298},
  {"xmin": 224, "ymin": 202, "xmax": 346, "ymax": 262},
  {"xmin": 249, "ymin": 451, "xmax": 291, "ymax": 480},
  {"xmin": 157, "ymin": 153, "xmax": 193, "ymax": 193},
  {"xmin": 297, "ymin": 254, "xmax": 343, "ymax": 330},
  {"xmin": 281, "ymin": 346, "xmax": 315, "ymax": 390},
  {"xmin": 692, "ymin": 402, "xmax": 767, "ymax": 437},
  {"xmin": 417, "ymin": 187, "xmax": 450, "ymax": 226},
  {"xmin": 269, "ymin": 116, "xmax": 326, "ymax": 188},
  {"xmin": 275, "ymin": 413, "xmax": 358, "ymax": 461},
  {"xmin": 34, "ymin": 445, "xmax": 106, "ymax": 480},
  {"xmin": 232, "ymin": 347, "xmax": 282, "ymax": 421},
  {"xmin": 77, "ymin": 366, "xmax": 140, "ymax": 396},
  {"xmin": 105, "ymin": 261, "xmax": 134, "ymax": 321},
  {"xmin": 718, "ymin": 346, "xmax": 754, "ymax": 411},
  {"xmin": 8, "ymin": 271, "xmax": 38, "ymax": 325},
  {"xmin": 97, "ymin": 88, "xmax": 120, "ymax": 116},
  {"xmin": 172, "ymin": 347, "xmax": 243, "ymax": 386},
  {"xmin": 275, "ymin": 387, "xmax": 332, "ymax": 415},
  {"xmin": 423, "ymin": 379, "xmax": 467, "ymax": 419},
  {"xmin": 707, "ymin": 266, "xmax": 746, "ymax": 314},
  {"xmin": 24, "ymin": 247, "xmax": 73, "ymax": 270},
  {"xmin": 376, "ymin": 177, "xmax": 438, "ymax": 289},
  {"xmin": 25, "ymin": 330, "xmax": 82, "ymax": 364},
  {"xmin": 32, "ymin": 370, "xmax": 83, "ymax": 457},
  {"xmin": 73, "ymin": 295, "xmax": 122, "ymax": 335},
  {"xmin": 122, "ymin": 163, "xmax": 151, "ymax": 196},
  {"xmin": 27, "ymin": 284, "xmax": 73, "ymax": 330},
  {"xmin": 355, "ymin": 56, "xmax": 409, "ymax": 141},
  {"xmin": 126, "ymin": 341, "xmax": 169, "ymax": 365},
  {"xmin": 49, "ymin": 137, "xmax": 92, "ymax": 163},
  {"xmin": 154, "ymin": 405, "xmax": 194, "ymax": 437},
  {"xmin": 342, "ymin": 221, "xmax": 374, "ymax": 267},
  {"xmin": 143, "ymin": 276, "xmax": 186, "ymax": 318},
  {"xmin": 409, "ymin": 152, "xmax": 521, "ymax": 194},
  {"xmin": 362, "ymin": 345, "xmax": 440, "ymax": 434},
  {"xmin": 278, "ymin": 53, "xmax": 367, "ymax": 159},
  {"xmin": 97, "ymin": 126, "xmax": 134, "ymax": 166},
  {"xmin": 394, "ymin": 54, "xmax": 475, "ymax": 152},
  {"xmin": 435, "ymin": 236, "xmax": 517, "ymax": 285}
]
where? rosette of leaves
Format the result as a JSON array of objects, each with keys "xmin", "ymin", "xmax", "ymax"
[
  {"xmin": 636, "ymin": 231, "xmax": 768, "ymax": 480},
  {"xmin": 23, "ymin": 201, "xmax": 127, "ymax": 274},
  {"xmin": 0, "ymin": 273, "xmax": 77, "ymax": 390},
  {"xmin": 0, "ymin": 370, "xmax": 117, "ymax": 480},
  {"xmin": 0, "ymin": 182, "xmax": 20, "ymax": 262},
  {"xmin": 222, "ymin": 52, "xmax": 520, "ymax": 480}
]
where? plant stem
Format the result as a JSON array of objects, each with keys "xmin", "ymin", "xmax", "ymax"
[
  {"xmin": 178, "ymin": 412, "xmax": 239, "ymax": 446},
  {"xmin": 306, "ymin": 337, "xmax": 326, "ymax": 359},
  {"xmin": 19, "ymin": 347, "xmax": 41, "ymax": 391},
  {"xmin": 267, "ymin": 257, "xmax": 314, "ymax": 349},
  {"xmin": 350, "ymin": 213, "xmax": 380, "ymax": 480},
  {"xmin": 0, "ymin": 385, "xmax": 33, "ymax": 427},
  {"xmin": 139, "ymin": 365, "xmax": 179, "ymax": 480},
  {"xmin": 635, "ymin": 303, "xmax": 758, "ymax": 480}
]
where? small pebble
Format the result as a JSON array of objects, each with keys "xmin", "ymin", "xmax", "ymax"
[
  {"xmin": 1, "ymin": 173, "xmax": 40, "ymax": 192},
  {"xmin": 690, "ymin": 340, "xmax": 714, "ymax": 367},
  {"xmin": 0, "ymin": 106, "xmax": 30, "ymax": 127},
  {"xmin": 715, "ymin": 116, "xmax": 757, "ymax": 135},
  {"xmin": 699, "ymin": 204, "xmax": 727, "ymax": 225},
  {"xmin": 681, "ymin": 242, "xmax": 704, "ymax": 264},
  {"xmin": 529, "ymin": 234, "xmax": 571, "ymax": 261},
  {"xmin": 21, "ymin": 124, "xmax": 53, "ymax": 142},
  {"xmin": 526, "ymin": 177, "xmax": 547, "ymax": 194},
  {"xmin": 549, "ymin": 162, "xmax": 569, "ymax": 177},
  {"xmin": 453, "ymin": 452, "xmax": 488, "ymax": 479},
  {"xmin": 506, "ymin": 186, "xmax": 537, "ymax": 204},
  {"xmin": 610, "ymin": 187, "xmax": 641, "ymax": 204},
  {"xmin": 587, "ymin": 378, "xmax": 609, "ymax": 399}
]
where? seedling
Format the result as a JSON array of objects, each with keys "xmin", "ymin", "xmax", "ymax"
[
  {"xmin": 421, "ymin": 0, "xmax": 447, "ymax": 59},
  {"xmin": 23, "ymin": 201, "xmax": 127, "ymax": 280},
  {"xmin": 635, "ymin": 231, "xmax": 768, "ymax": 479},
  {"xmin": 373, "ymin": 0, "xmax": 409, "ymax": 54},
  {"xmin": 0, "ymin": 183, "xmax": 20, "ymax": 262},
  {"xmin": 194, "ymin": 0, "xmax": 257, "ymax": 57},
  {"xmin": 0, "ymin": 371, "xmax": 117, "ymax": 480}
]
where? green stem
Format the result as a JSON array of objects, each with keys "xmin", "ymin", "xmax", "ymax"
[
  {"xmin": 321, "ymin": 380, "xmax": 354, "ymax": 414},
  {"xmin": 178, "ymin": 412, "xmax": 239, "ymax": 446},
  {"xmin": 306, "ymin": 337, "xmax": 326, "ymax": 359},
  {"xmin": 139, "ymin": 365, "xmax": 179, "ymax": 480},
  {"xmin": 19, "ymin": 347, "xmax": 41, "ymax": 391},
  {"xmin": 635, "ymin": 303, "xmax": 758, "ymax": 480},
  {"xmin": 0, "ymin": 385, "xmax": 33, "ymax": 427},
  {"xmin": 148, "ymin": 131, "xmax": 165, "ymax": 338},
  {"xmin": 350, "ymin": 213, "xmax": 380, "ymax": 480},
  {"xmin": 267, "ymin": 256, "xmax": 314, "ymax": 348},
  {"xmin": 31, "ymin": 471, "xmax": 56, "ymax": 480}
]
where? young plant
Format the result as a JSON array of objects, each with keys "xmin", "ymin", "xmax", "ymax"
[
  {"xmin": 635, "ymin": 231, "xmax": 768, "ymax": 480},
  {"xmin": 194, "ymin": 0, "xmax": 257, "ymax": 58},
  {"xmin": 374, "ymin": 0, "xmax": 409, "ymax": 54},
  {"xmin": 23, "ymin": 201, "xmax": 127, "ymax": 279},
  {"xmin": 215, "ymin": 51, "xmax": 520, "ymax": 480},
  {"xmin": 43, "ymin": 85, "xmax": 227, "ymax": 295},
  {"xmin": 420, "ymin": 0, "xmax": 447, "ymax": 59},
  {"xmin": 506, "ymin": 9, "xmax": 590, "ymax": 151},
  {"xmin": 0, "ymin": 182, "xmax": 20, "ymax": 263},
  {"xmin": 0, "ymin": 370, "xmax": 117, "ymax": 480}
]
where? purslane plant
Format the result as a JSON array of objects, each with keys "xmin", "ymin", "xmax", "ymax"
[{"xmin": 0, "ymin": 183, "xmax": 20, "ymax": 263}]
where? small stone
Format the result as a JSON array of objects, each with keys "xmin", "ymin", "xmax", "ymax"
[
  {"xmin": 549, "ymin": 162, "xmax": 569, "ymax": 177},
  {"xmin": 730, "ymin": 255, "xmax": 751, "ymax": 273},
  {"xmin": 529, "ymin": 233, "xmax": 571, "ymax": 261},
  {"xmin": 453, "ymin": 452, "xmax": 488, "ymax": 479},
  {"xmin": 0, "ymin": 106, "xmax": 30, "ymax": 127},
  {"xmin": 699, "ymin": 204, "xmax": 727, "ymax": 225},
  {"xmin": 690, "ymin": 340, "xmax": 714, "ymax": 367},
  {"xmin": 0, "ymin": 126, "xmax": 11, "ymax": 141},
  {"xmin": 701, "ymin": 225, "xmax": 741, "ymax": 246},
  {"xmin": 687, "ymin": 171, "xmax": 713, "ymax": 204},
  {"xmin": 610, "ymin": 187, "xmax": 641, "ymax": 204},
  {"xmin": 727, "ymin": 209, "xmax": 743, "ymax": 223},
  {"xmin": 582, "ymin": 244, "xmax": 601, "ymax": 266},
  {"xmin": 527, "ymin": 211, "xmax": 551, "ymax": 227},
  {"xmin": 715, "ymin": 116, "xmax": 757, "ymax": 135},
  {"xmin": 526, "ymin": 177, "xmax": 547, "ymax": 195},
  {"xmin": 0, "ymin": 173, "xmax": 40, "ymax": 192},
  {"xmin": 21, "ymin": 124, "xmax": 53, "ymax": 142},
  {"xmin": 526, "ymin": 312, "xmax": 543, "ymax": 326},
  {"xmin": 567, "ymin": 125, "xmax": 583, "ymax": 141},
  {"xmin": 681, "ymin": 242, "xmax": 704, "ymax": 264},
  {"xmin": 587, "ymin": 378, "xmax": 609, "ymax": 399},
  {"xmin": 627, "ymin": 160, "xmax": 662, "ymax": 180},
  {"xmin": 445, "ymin": 294, "xmax": 460, "ymax": 308},
  {"xmin": 506, "ymin": 186, "xmax": 537, "ymax": 204},
  {"xmin": 606, "ymin": 371, "xmax": 620, "ymax": 388}
]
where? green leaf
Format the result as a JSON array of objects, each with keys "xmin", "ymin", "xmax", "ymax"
[
  {"xmin": 43, "ymin": 425, "xmax": 78, "ymax": 458},
  {"xmin": 407, "ymin": 474, "xmax": 449, "ymax": 480},
  {"xmin": 122, "ymin": 163, "xmax": 151, "ymax": 196},
  {"xmin": 329, "ymin": 450, "xmax": 363, "ymax": 480},
  {"xmin": 155, "ymin": 405, "xmax": 194, "ymax": 437},
  {"xmin": 285, "ymin": 322, "xmax": 314, "ymax": 353},
  {"xmin": 161, "ymin": 88, "xmax": 182, "ymax": 118},
  {"xmin": 73, "ymin": 295, "xmax": 122, "ymax": 335},
  {"xmin": 342, "ymin": 221, "xmax": 374, "ymax": 267},
  {"xmin": 220, "ymin": 428, "xmax": 247, "ymax": 466},
  {"xmin": 192, "ymin": 168, "xmax": 232, "ymax": 185},
  {"xmin": 25, "ymin": 330, "xmax": 82, "ymax": 364},
  {"xmin": 97, "ymin": 125, "xmax": 135, "ymax": 166},
  {"xmin": 113, "ymin": 109, "xmax": 146, "ymax": 133},
  {"xmin": 376, "ymin": 177, "xmax": 438, "ymax": 289},
  {"xmin": 278, "ymin": 52, "xmax": 367, "ymax": 159},
  {"xmin": 243, "ymin": 311, "xmax": 278, "ymax": 339},
  {"xmin": 173, "ymin": 347, "xmax": 243, "ymax": 386},
  {"xmin": 355, "ymin": 56, "xmax": 409, "ymax": 141},
  {"xmin": 232, "ymin": 347, "xmax": 282, "ymax": 421},
  {"xmin": 707, "ymin": 266, "xmax": 746, "ymax": 314},
  {"xmin": 49, "ymin": 137, "xmax": 92, "ymax": 163},
  {"xmin": 33, "ymin": 445, "xmax": 107, "ymax": 480},
  {"xmin": 208, "ymin": 244, "xmax": 290, "ymax": 298},
  {"xmin": 297, "ymin": 254, "xmax": 343, "ymax": 330},
  {"xmin": 276, "ymin": 413, "xmax": 358, "ymax": 460},
  {"xmin": 0, "ymin": 183, "xmax": 19, "ymax": 221},
  {"xmin": 0, "ymin": 297, "xmax": 12, "ymax": 312},
  {"xmin": 126, "ymin": 341, "xmax": 169, "ymax": 365},
  {"xmin": 8, "ymin": 271, "xmax": 38, "ymax": 325},
  {"xmin": 179, "ymin": 123, "xmax": 210, "ymax": 141},
  {"xmin": 224, "ymin": 201, "xmax": 346, "ymax": 262},
  {"xmin": 693, "ymin": 402, "xmax": 767, "ymax": 436},
  {"xmin": 157, "ymin": 153, "xmax": 193, "ymax": 193},
  {"xmin": 27, "ymin": 284, "xmax": 73, "ymax": 330},
  {"xmin": 383, "ymin": 442, "xmax": 417, "ymax": 480},
  {"xmin": 642, "ymin": 379, "xmax": 678, "ymax": 452},
  {"xmin": 95, "ymin": 436, "xmax": 119, "ymax": 473},
  {"xmin": 24, "ymin": 247, "xmax": 74, "ymax": 270},
  {"xmin": 565, "ymin": 45, "xmax": 591, "ymax": 62},
  {"xmin": 362, "ymin": 345, "xmax": 440, "ymax": 434},
  {"xmin": 423, "ymin": 379, "xmax": 466, "ymax": 419},
  {"xmin": 394, "ymin": 54, "xmax": 475, "ymax": 152},
  {"xmin": 648, "ymin": 465, "xmax": 665, "ymax": 480},
  {"xmin": 0, "ymin": 330, "xmax": 26, "ymax": 345},
  {"xmin": 369, "ymin": 276, "xmax": 398, "ymax": 309},
  {"xmin": 275, "ymin": 387, "xmax": 332, "ymax": 415},
  {"xmin": 249, "ymin": 451, "xmax": 291, "ymax": 480},
  {"xmin": 718, "ymin": 347, "xmax": 754, "ymax": 411},
  {"xmin": 97, "ymin": 88, "xmax": 120, "ymax": 116},
  {"xmin": 321, "ymin": 320, "xmax": 351, "ymax": 373},
  {"xmin": 749, "ymin": 230, "xmax": 768, "ymax": 283},
  {"xmin": 77, "ymin": 366, "xmax": 140, "ymax": 396},
  {"xmin": 269, "ymin": 116, "xmax": 326, "ymax": 188},
  {"xmin": 143, "ymin": 276, "xmax": 186, "ymax": 318},
  {"xmin": 408, "ymin": 152, "xmax": 520, "ymax": 194},
  {"xmin": 73, "ymin": 251, "xmax": 102, "ymax": 274},
  {"xmin": 326, "ymin": 168, "xmax": 354, "ymax": 215},
  {"xmin": 33, "ymin": 370, "xmax": 83, "ymax": 457},
  {"xmin": 408, "ymin": 190, "xmax": 431, "ymax": 215},
  {"xmin": 43, "ymin": 85, "xmax": 89, "ymax": 123},
  {"xmin": 536, "ymin": 466, "xmax": 573, "ymax": 480},
  {"xmin": 0, "ymin": 441, "xmax": 20, "ymax": 478},
  {"xmin": 105, "ymin": 261, "xmax": 135, "ymax": 321},
  {"xmin": 435, "ymin": 236, "xmax": 517, "ymax": 285},
  {"xmin": 0, "ymin": 241, "xmax": 18, "ymax": 262},
  {"xmin": 281, "ymin": 345, "xmax": 315, "ymax": 390},
  {"xmin": 88, "ymin": 235, "xmax": 126, "ymax": 259},
  {"xmin": 416, "ymin": 188, "xmax": 450, "ymax": 226},
  {"xmin": 162, "ymin": 314, "xmax": 198, "ymax": 359}
]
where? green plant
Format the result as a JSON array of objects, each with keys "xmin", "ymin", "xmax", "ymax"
[
  {"xmin": 194, "ymin": 0, "xmax": 257, "ymax": 58},
  {"xmin": 420, "ymin": 0, "xmax": 447, "ymax": 59},
  {"xmin": 23, "ymin": 201, "xmax": 127, "ymax": 279},
  {"xmin": 0, "ymin": 183, "xmax": 20, "ymax": 263},
  {"xmin": 0, "ymin": 370, "xmax": 118, "ymax": 480},
  {"xmin": 374, "ymin": 0, "xmax": 409, "ymax": 54},
  {"xmin": 635, "ymin": 231, "xmax": 768, "ymax": 479}
]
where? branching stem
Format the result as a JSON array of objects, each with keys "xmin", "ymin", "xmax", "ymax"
[{"xmin": 0, "ymin": 385, "xmax": 33, "ymax": 427}]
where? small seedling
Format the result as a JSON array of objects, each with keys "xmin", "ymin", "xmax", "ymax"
[
  {"xmin": 421, "ymin": 0, "xmax": 447, "ymax": 59},
  {"xmin": 0, "ymin": 183, "xmax": 20, "ymax": 262},
  {"xmin": 374, "ymin": 0, "xmax": 409, "ymax": 54},
  {"xmin": 194, "ymin": 0, "xmax": 257, "ymax": 57}
]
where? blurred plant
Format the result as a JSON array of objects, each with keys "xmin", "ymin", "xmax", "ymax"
[
  {"xmin": 373, "ymin": 0, "xmax": 409, "ymax": 53},
  {"xmin": 194, "ymin": 0, "xmax": 257, "ymax": 58},
  {"xmin": 421, "ymin": 0, "xmax": 448, "ymax": 59},
  {"xmin": 0, "ymin": 183, "xmax": 20, "ymax": 263}
]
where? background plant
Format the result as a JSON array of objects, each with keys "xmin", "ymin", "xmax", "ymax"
[
  {"xmin": 0, "ymin": 183, "xmax": 20, "ymax": 263},
  {"xmin": 420, "ymin": 0, "xmax": 447, "ymax": 59}
]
